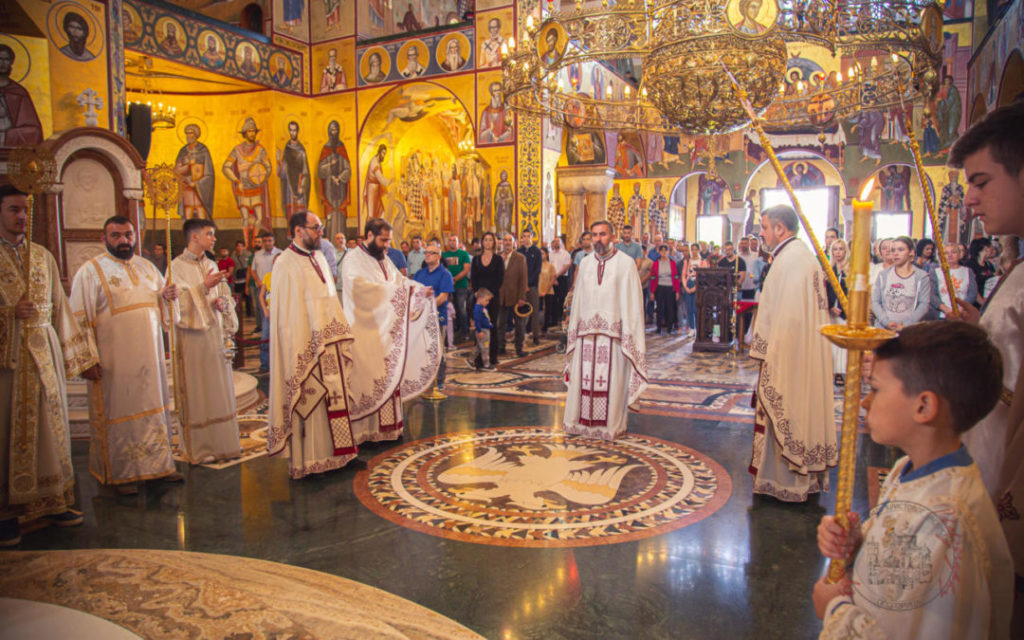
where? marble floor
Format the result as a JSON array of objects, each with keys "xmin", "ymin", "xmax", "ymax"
[{"xmin": 18, "ymin": 330, "xmax": 892, "ymax": 640}]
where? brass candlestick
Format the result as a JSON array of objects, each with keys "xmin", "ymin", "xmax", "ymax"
[
  {"xmin": 144, "ymin": 164, "xmax": 186, "ymax": 432},
  {"xmin": 8, "ymin": 147, "xmax": 57, "ymax": 483},
  {"xmin": 822, "ymin": 179, "xmax": 897, "ymax": 583}
]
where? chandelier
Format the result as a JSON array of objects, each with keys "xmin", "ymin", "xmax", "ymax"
[
  {"xmin": 126, "ymin": 55, "xmax": 178, "ymax": 130},
  {"xmin": 502, "ymin": 0, "xmax": 945, "ymax": 136}
]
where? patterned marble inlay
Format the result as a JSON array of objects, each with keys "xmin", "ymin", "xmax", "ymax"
[
  {"xmin": 355, "ymin": 427, "xmax": 731, "ymax": 547},
  {"xmin": 0, "ymin": 549, "xmax": 482, "ymax": 639}
]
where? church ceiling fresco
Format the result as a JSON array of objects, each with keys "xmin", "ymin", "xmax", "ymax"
[
  {"xmin": 355, "ymin": 27, "xmax": 475, "ymax": 87},
  {"xmin": 159, "ymin": 0, "xmax": 264, "ymax": 26},
  {"xmin": 125, "ymin": 0, "xmax": 303, "ymax": 93},
  {"xmin": 125, "ymin": 51, "xmax": 266, "ymax": 94}
]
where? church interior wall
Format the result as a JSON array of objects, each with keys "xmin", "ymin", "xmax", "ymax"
[
  {"xmin": 5, "ymin": 0, "xmax": 1020, "ymax": 264},
  {"xmin": 18, "ymin": 0, "xmax": 112, "ymax": 135},
  {"xmin": 0, "ymin": 34, "xmax": 54, "ymax": 140}
]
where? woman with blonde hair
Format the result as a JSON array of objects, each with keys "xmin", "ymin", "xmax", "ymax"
[{"xmin": 827, "ymin": 239, "xmax": 850, "ymax": 384}]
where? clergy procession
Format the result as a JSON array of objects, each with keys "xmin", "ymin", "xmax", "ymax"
[{"xmin": 2, "ymin": 102, "xmax": 1023, "ymax": 639}]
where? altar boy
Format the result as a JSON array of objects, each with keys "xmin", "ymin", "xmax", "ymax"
[{"xmin": 814, "ymin": 321, "xmax": 1013, "ymax": 639}]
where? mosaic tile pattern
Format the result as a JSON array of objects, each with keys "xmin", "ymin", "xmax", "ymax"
[{"xmin": 355, "ymin": 427, "xmax": 732, "ymax": 547}]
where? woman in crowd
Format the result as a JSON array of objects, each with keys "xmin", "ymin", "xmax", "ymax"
[
  {"xmin": 538, "ymin": 247, "xmax": 557, "ymax": 332},
  {"xmin": 827, "ymin": 239, "xmax": 850, "ymax": 385},
  {"xmin": 676, "ymin": 245, "xmax": 692, "ymax": 332},
  {"xmin": 682, "ymin": 261, "xmax": 698, "ymax": 337},
  {"xmin": 871, "ymin": 236, "xmax": 936, "ymax": 331},
  {"xmin": 914, "ymin": 238, "xmax": 937, "ymax": 272},
  {"xmin": 649, "ymin": 244, "xmax": 680, "ymax": 334},
  {"xmin": 934, "ymin": 242, "xmax": 977, "ymax": 318},
  {"xmin": 470, "ymin": 231, "xmax": 504, "ymax": 367},
  {"xmin": 967, "ymin": 236, "xmax": 997, "ymax": 305}
]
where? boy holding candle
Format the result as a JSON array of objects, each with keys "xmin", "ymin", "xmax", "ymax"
[{"xmin": 813, "ymin": 321, "xmax": 1012, "ymax": 639}]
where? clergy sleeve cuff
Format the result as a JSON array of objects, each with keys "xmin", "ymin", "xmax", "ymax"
[{"xmin": 825, "ymin": 595, "xmax": 854, "ymax": 620}]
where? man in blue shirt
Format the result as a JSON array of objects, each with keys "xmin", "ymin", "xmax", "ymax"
[
  {"xmin": 412, "ymin": 240, "xmax": 454, "ymax": 388},
  {"xmin": 386, "ymin": 240, "xmax": 408, "ymax": 276},
  {"xmin": 518, "ymin": 228, "xmax": 543, "ymax": 344},
  {"xmin": 614, "ymin": 224, "xmax": 644, "ymax": 265},
  {"xmin": 406, "ymin": 235, "xmax": 425, "ymax": 277}
]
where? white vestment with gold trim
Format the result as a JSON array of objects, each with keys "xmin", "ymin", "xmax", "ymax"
[
  {"xmin": 0, "ymin": 242, "xmax": 95, "ymax": 519},
  {"xmin": 749, "ymin": 237, "xmax": 836, "ymax": 501},
  {"xmin": 563, "ymin": 249, "xmax": 648, "ymax": 440},
  {"xmin": 340, "ymin": 246, "xmax": 440, "ymax": 443},
  {"xmin": 267, "ymin": 245, "xmax": 357, "ymax": 479},
  {"xmin": 170, "ymin": 250, "xmax": 241, "ymax": 463},
  {"xmin": 70, "ymin": 253, "xmax": 177, "ymax": 485}
]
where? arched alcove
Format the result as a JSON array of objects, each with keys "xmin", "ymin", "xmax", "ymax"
[
  {"xmin": 997, "ymin": 50, "xmax": 1024, "ymax": 107},
  {"xmin": 357, "ymin": 82, "xmax": 483, "ymax": 241},
  {"xmin": 741, "ymin": 150, "xmax": 846, "ymax": 241}
]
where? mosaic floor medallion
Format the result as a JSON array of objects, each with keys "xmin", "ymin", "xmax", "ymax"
[{"xmin": 354, "ymin": 427, "xmax": 732, "ymax": 547}]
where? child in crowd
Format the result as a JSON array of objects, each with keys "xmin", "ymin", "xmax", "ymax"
[
  {"xmin": 814, "ymin": 321, "xmax": 1012, "ymax": 639},
  {"xmin": 470, "ymin": 288, "xmax": 495, "ymax": 370}
]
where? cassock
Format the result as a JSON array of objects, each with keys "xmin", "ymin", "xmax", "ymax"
[
  {"xmin": 267, "ymin": 244, "xmax": 358, "ymax": 479},
  {"xmin": 563, "ymin": 249, "xmax": 648, "ymax": 440},
  {"xmin": 749, "ymin": 237, "xmax": 836, "ymax": 501},
  {"xmin": 170, "ymin": 250, "xmax": 241, "ymax": 464},
  {"xmin": 820, "ymin": 451, "xmax": 1012, "ymax": 640},
  {"xmin": 0, "ymin": 241, "xmax": 95, "ymax": 520},
  {"xmin": 70, "ymin": 253, "xmax": 178, "ymax": 485},
  {"xmin": 340, "ymin": 246, "xmax": 441, "ymax": 442}
]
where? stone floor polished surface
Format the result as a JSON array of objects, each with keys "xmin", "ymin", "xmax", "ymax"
[{"xmin": 16, "ymin": 376, "xmax": 886, "ymax": 640}]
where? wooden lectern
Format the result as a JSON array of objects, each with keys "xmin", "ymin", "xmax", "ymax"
[{"xmin": 693, "ymin": 267, "xmax": 734, "ymax": 352}]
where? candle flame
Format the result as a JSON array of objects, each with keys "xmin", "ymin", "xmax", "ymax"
[{"xmin": 859, "ymin": 178, "xmax": 876, "ymax": 201}]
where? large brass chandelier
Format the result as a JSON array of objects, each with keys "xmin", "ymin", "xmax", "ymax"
[{"xmin": 501, "ymin": 0, "xmax": 945, "ymax": 136}]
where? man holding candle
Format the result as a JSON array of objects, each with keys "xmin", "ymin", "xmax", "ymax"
[{"xmin": 749, "ymin": 205, "xmax": 836, "ymax": 502}]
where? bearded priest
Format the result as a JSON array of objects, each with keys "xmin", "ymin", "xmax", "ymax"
[
  {"xmin": 748, "ymin": 205, "xmax": 836, "ymax": 502},
  {"xmin": 267, "ymin": 211, "xmax": 358, "ymax": 478},
  {"xmin": 71, "ymin": 216, "xmax": 182, "ymax": 495},
  {"xmin": 339, "ymin": 217, "xmax": 440, "ymax": 444},
  {"xmin": 563, "ymin": 220, "xmax": 648, "ymax": 440}
]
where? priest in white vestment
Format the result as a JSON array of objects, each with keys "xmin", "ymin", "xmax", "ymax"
[
  {"xmin": 339, "ymin": 217, "xmax": 440, "ymax": 443},
  {"xmin": 267, "ymin": 212, "xmax": 359, "ymax": 478},
  {"xmin": 170, "ymin": 219, "xmax": 241, "ymax": 464},
  {"xmin": 563, "ymin": 220, "xmax": 648, "ymax": 440},
  {"xmin": 0, "ymin": 186, "xmax": 97, "ymax": 544},
  {"xmin": 749, "ymin": 205, "xmax": 836, "ymax": 502},
  {"xmin": 71, "ymin": 216, "xmax": 182, "ymax": 494}
]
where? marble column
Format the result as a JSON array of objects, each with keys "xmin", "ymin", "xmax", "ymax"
[
  {"xmin": 556, "ymin": 166, "xmax": 616, "ymax": 243},
  {"xmin": 725, "ymin": 200, "xmax": 747, "ymax": 243}
]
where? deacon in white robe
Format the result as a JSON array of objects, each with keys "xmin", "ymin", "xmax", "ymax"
[
  {"xmin": 1, "ymin": 189, "xmax": 96, "ymax": 527},
  {"xmin": 339, "ymin": 217, "xmax": 440, "ymax": 443},
  {"xmin": 267, "ymin": 212, "xmax": 359, "ymax": 478},
  {"xmin": 749, "ymin": 206, "xmax": 836, "ymax": 501},
  {"xmin": 70, "ymin": 217, "xmax": 181, "ymax": 490},
  {"xmin": 563, "ymin": 221, "xmax": 648, "ymax": 440},
  {"xmin": 170, "ymin": 219, "xmax": 241, "ymax": 464}
]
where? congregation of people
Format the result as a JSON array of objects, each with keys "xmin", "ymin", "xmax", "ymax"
[{"xmin": 1, "ymin": 101, "xmax": 1022, "ymax": 639}]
